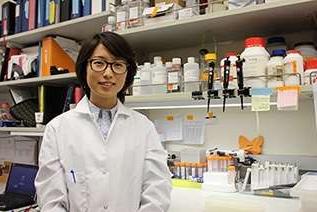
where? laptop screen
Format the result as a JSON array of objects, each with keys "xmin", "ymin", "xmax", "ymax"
[{"xmin": 5, "ymin": 164, "xmax": 38, "ymax": 198}]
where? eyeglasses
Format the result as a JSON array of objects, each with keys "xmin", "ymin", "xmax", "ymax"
[{"xmin": 88, "ymin": 58, "xmax": 128, "ymax": 74}]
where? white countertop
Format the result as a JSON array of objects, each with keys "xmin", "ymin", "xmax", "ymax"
[{"xmin": 169, "ymin": 188, "xmax": 301, "ymax": 212}]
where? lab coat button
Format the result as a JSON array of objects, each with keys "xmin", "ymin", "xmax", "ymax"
[{"xmin": 104, "ymin": 205, "xmax": 108, "ymax": 210}]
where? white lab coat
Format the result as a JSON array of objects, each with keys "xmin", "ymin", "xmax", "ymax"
[{"xmin": 35, "ymin": 96, "xmax": 172, "ymax": 212}]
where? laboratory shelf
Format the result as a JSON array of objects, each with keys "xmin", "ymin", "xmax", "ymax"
[
  {"xmin": 119, "ymin": 0, "xmax": 317, "ymax": 51},
  {"xmin": 0, "ymin": 11, "xmax": 111, "ymax": 47},
  {"xmin": 0, "ymin": 127, "xmax": 44, "ymax": 136},
  {"xmin": 1, "ymin": 0, "xmax": 316, "ymax": 51},
  {"xmin": 125, "ymin": 85, "xmax": 313, "ymax": 110},
  {"xmin": 0, "ymin": 73, "xmax": 77, "ymax": 92}
]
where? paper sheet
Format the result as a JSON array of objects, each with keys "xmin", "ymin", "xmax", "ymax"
[
  {"xmin": 154, "ymin": 117, "xmax": 183, "ymax": 142},
  {"xmin": 0, "ymin": 135, "xmax": 16, "ymax": 163},
  {"xmin": 313, "ymin": 84, "xmax": 317, "ymax": 130},
  {"xmin": 277, "ymin": 87, "xmax": 299, "ymax": 111},
  {"xmin": 251, "ymin": 95, "xmax": 270, "ymax": 112},
  {"xmin": 183, "ymin": 120, "xmax": 205, "ymax": 145}
]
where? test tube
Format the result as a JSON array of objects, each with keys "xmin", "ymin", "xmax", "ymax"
[
  {"xmin": 180, "ymin": 162, "xmax": 186, "ymax": 179},
  {"xmin": 185, "ymin": 163, "xmax": 192, "ymax": 180},
  {"xmin": 192, "ymin": 163, "xmax": 197, "ymax": 178}
]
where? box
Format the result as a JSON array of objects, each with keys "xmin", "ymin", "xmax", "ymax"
[
  {"xmin": 180, "ymin": 148, "xmax": 206, "ymax": 163},
  {"xmin": 155, "ymin": 0, "xmax": 185, "ymax": 7}
]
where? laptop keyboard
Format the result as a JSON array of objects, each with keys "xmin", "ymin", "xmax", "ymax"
[{"xmin": 0, "ymin": 193, "xmax": 34, "ymax": 210}]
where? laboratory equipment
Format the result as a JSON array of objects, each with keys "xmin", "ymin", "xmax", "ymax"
[
  {"xmin": 222, "ymin": 57, "xmax": 235, "ymax": 112},
  {"xmin": 205, "ymin": 53, "xmax": 220, "ymax": 118},
  {"xmin": 236, "ymin": 56, "xmax": 251, "ymax": 110}
]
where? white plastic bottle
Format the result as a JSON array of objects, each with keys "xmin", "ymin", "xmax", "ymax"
[
  {"xmin": 304, "ymin": 58, "xmax": 317, "ymax": 85},
  {"xmin": 284, "ymin": 50, "xmax": 304, "ymax": 86},
  {"xmin": 167, "ymin": 58, "xmax": 182, "ymax": 93},
  {"xmin": 133, "ymin": 67, "xmax": 142, "ymax": 96},
  {"xmin": 140, "ymin": 62, "xmax": 152, "ymax": 95},
  {"xmin": 184, "ymin": 57, "xmax": 200, "ymax": 93},
  {"xmin": 220, "ymin": 52, "xmax": 238, "ymax": 89},
  {"xmin": 266, "ymin": 49, "xmax": 286, "ymax": 88},
  {"xmin": 152, "ymin": 57, "xmax": 167, "ymax": 94},
  {"xmin": 240, "ymin": 37, "xmax": 270, "ymax": 88}
]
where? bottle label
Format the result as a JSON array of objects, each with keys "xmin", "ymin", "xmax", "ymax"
[
  {"xmin": 152, "ymin": 72, "xmax": 167, "ymax": 84},
  {"xmin": 129, "ymin": 7, "xmax": 139, "ymax": 20},
  {"xmin": 140, "ymin": 71, "xmax": 151, "ymax": 81},
  {"xmin": 184, "ymin": 69, "xmax": 199, "ymax": 82},
  {"xmin": 243, "ymin": 56, "xmax": 268, "ymax": 77},
  {"xmin": 168, "ymin": 72, "xmax": 179, "ymax": 84}
]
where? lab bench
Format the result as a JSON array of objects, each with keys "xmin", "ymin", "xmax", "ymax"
[{"xmin": 169, "ymin": 187, "xmax": 300, "ymax": 212}]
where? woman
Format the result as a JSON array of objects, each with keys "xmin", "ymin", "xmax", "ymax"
[{"xmin": 35, "ymin": 32, "xmax": 172, "ymax": 212}]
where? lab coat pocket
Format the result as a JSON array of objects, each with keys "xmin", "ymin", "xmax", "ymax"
[
  {"xmin": 66, "ymin": 171, "xmax": 88, "ymax": 212},
  {"xmin": 86, "ymin": 170, "xmax": 111, "ymax": 211}
]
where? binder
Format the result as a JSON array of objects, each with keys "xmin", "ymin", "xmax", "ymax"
[
  {"xmin": 60, "ymin": 0, "xmax": 72, "ymax": 22},
  {"xmin": 21, "ymin": 0, "xmax": 29, "ymax": 32},
  {"xmin": 71, "ymin": 0, "xmax": 83, "ymax": 19},
  {"xmin": 44, "ymin": 0, "xmax": 50, "ymax": 26},
  {"xmin": 28, "ymin": 0, "xmax": 37, "ymax": 30},
  {"xmin": 1, "ymin": 1, "xmax": 16, "ymax": 36},
  {"xmin": 82, "ymin": 0, "xmax": 91, "ymax": 16},
  {"xmin": 37, "ymin": 0, "xmax": 46, "ymax": 28},
  {"xmin": 15, "ymin": 0, "xmax": 22, "ymax": 34},
  {"xmin": 39, "ymin": 85, "xmax": 68, "ymax": 124},
  {"xmin": 49, "ymin": 0, "xmax": 56, "ymax": 24},
  {"xmin": 91, "ymin": 0, "xmax": 102, "ymax": 14},
  {"xmin": 55, "ymin": 0, "xmax": 61, "ymax": 23},
  {"xmin": 102, "ymin": 0, "xmax": 107, "ymax": 11},
  {"xmin": 40, "ymin": 36, "xmax": 76, "ymax": 76},
  {"xmin": 0, "ymin": 48, "xmax": 22, "ymax": 81}
]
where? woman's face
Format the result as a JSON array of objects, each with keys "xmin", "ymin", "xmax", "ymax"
[{"xmin": 86, "ymin": 44, "xmax": 127, "ymax": 105}]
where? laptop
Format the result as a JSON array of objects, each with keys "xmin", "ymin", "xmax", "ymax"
[{"xmin": 0, "ymin": 163, "xmax": 38, "ymax": 211}]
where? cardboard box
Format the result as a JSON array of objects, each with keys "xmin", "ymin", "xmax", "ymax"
[{"xmin": 155, "ymin": 0, "xmax": 185, "ymax": 8}]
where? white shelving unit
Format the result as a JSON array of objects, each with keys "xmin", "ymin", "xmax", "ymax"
[
  {"xmin": 0, "ymin": 0, "xmax": 315, "ymax": 157},
  {"xmin": 1, "ymin": 0, "xmax": 316, "ymax": 50},
  {"xmin": 0, "ymin": 73, "xmax": 77, "ymax": 92},
  {"xmin": 0, "ymin": 127, "xmax": 44, "ymax": 136}
]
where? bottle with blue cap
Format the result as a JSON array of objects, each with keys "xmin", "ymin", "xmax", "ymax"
[{"xmin": 266, "ymin": 49, "xmax": 286, "ymax": 88}]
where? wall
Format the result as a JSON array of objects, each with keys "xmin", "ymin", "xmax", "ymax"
[{"xmin": 146, "ymin": 99, "xmax": 317, "ymax": 156}]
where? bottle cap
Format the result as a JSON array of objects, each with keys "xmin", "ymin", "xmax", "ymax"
[
  {"xmin": 272, "ymin": 49, "xmax": 286, "ymax": 57},
  {"xmin": 204, "ymin": 53, "xmax": 217, "ymax": 61},
  {"xmin": 172, "ymin": 58, "xmax": 182, "ymax": 64},
  {"xmin": 245, "ymin": 37, "xmax": 265, "ymax": 48},
  {"xmin": 305, "ymin": 58, "xmax": 317, "ymax": 70},
  {"xmin": 165, "ymin": 61, "xmax": 172, "ymax": 68},
  {"xmin": 187, "ymin": 57, "xmax": 195, "ymax": 63}
]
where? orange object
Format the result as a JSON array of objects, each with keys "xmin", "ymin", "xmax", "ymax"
[
  {"xmin": 40, "ymin": 36, "xmax": 75, "ymax": 76},
  {"xmin": 239, "ymin": 135, "xmax": 264, "ymax": 155}
]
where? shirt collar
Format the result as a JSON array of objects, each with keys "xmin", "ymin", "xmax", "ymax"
[{"xmin": 74, "ymin": 95, "xmax": 131, "ymax": 118}]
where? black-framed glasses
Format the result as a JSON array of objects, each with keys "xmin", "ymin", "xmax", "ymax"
[{"xmin": 88, "ymin": 58, "xmax": 128, "ymax": 74}]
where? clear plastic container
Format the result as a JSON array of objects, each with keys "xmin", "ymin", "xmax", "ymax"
[
  {"xmin": 284, "ymin": 50, "xmax": 304, "ymax": 86},
  {"xmin": 266, "ymin": 49, "xmax": 286, "ymax": 88},
  {"xmin": 116, "ymin": 0, "xmax": 129, "ymax": 31},
  {"xmin": 127, "ymin": 0, "xmax": 149, "ymax": 28},
  {"xmin": 102, "ymin": 15, "xmax": 116, "ymax": 32},
  {"xmin": 240, "ymin": 37, "xmax": 270, "ymax": 88},
  {"xmin": 227, "ymin": 166, "xmax": 236, "ymax": 184},
  {"xmin": 208, "ymin": 0, "xmax": 228, "ymax": 13}
]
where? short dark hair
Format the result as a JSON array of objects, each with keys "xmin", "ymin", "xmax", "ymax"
[{"xmin": 76, "ymin": 32, "xmax": 137, "ymax": 103}]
